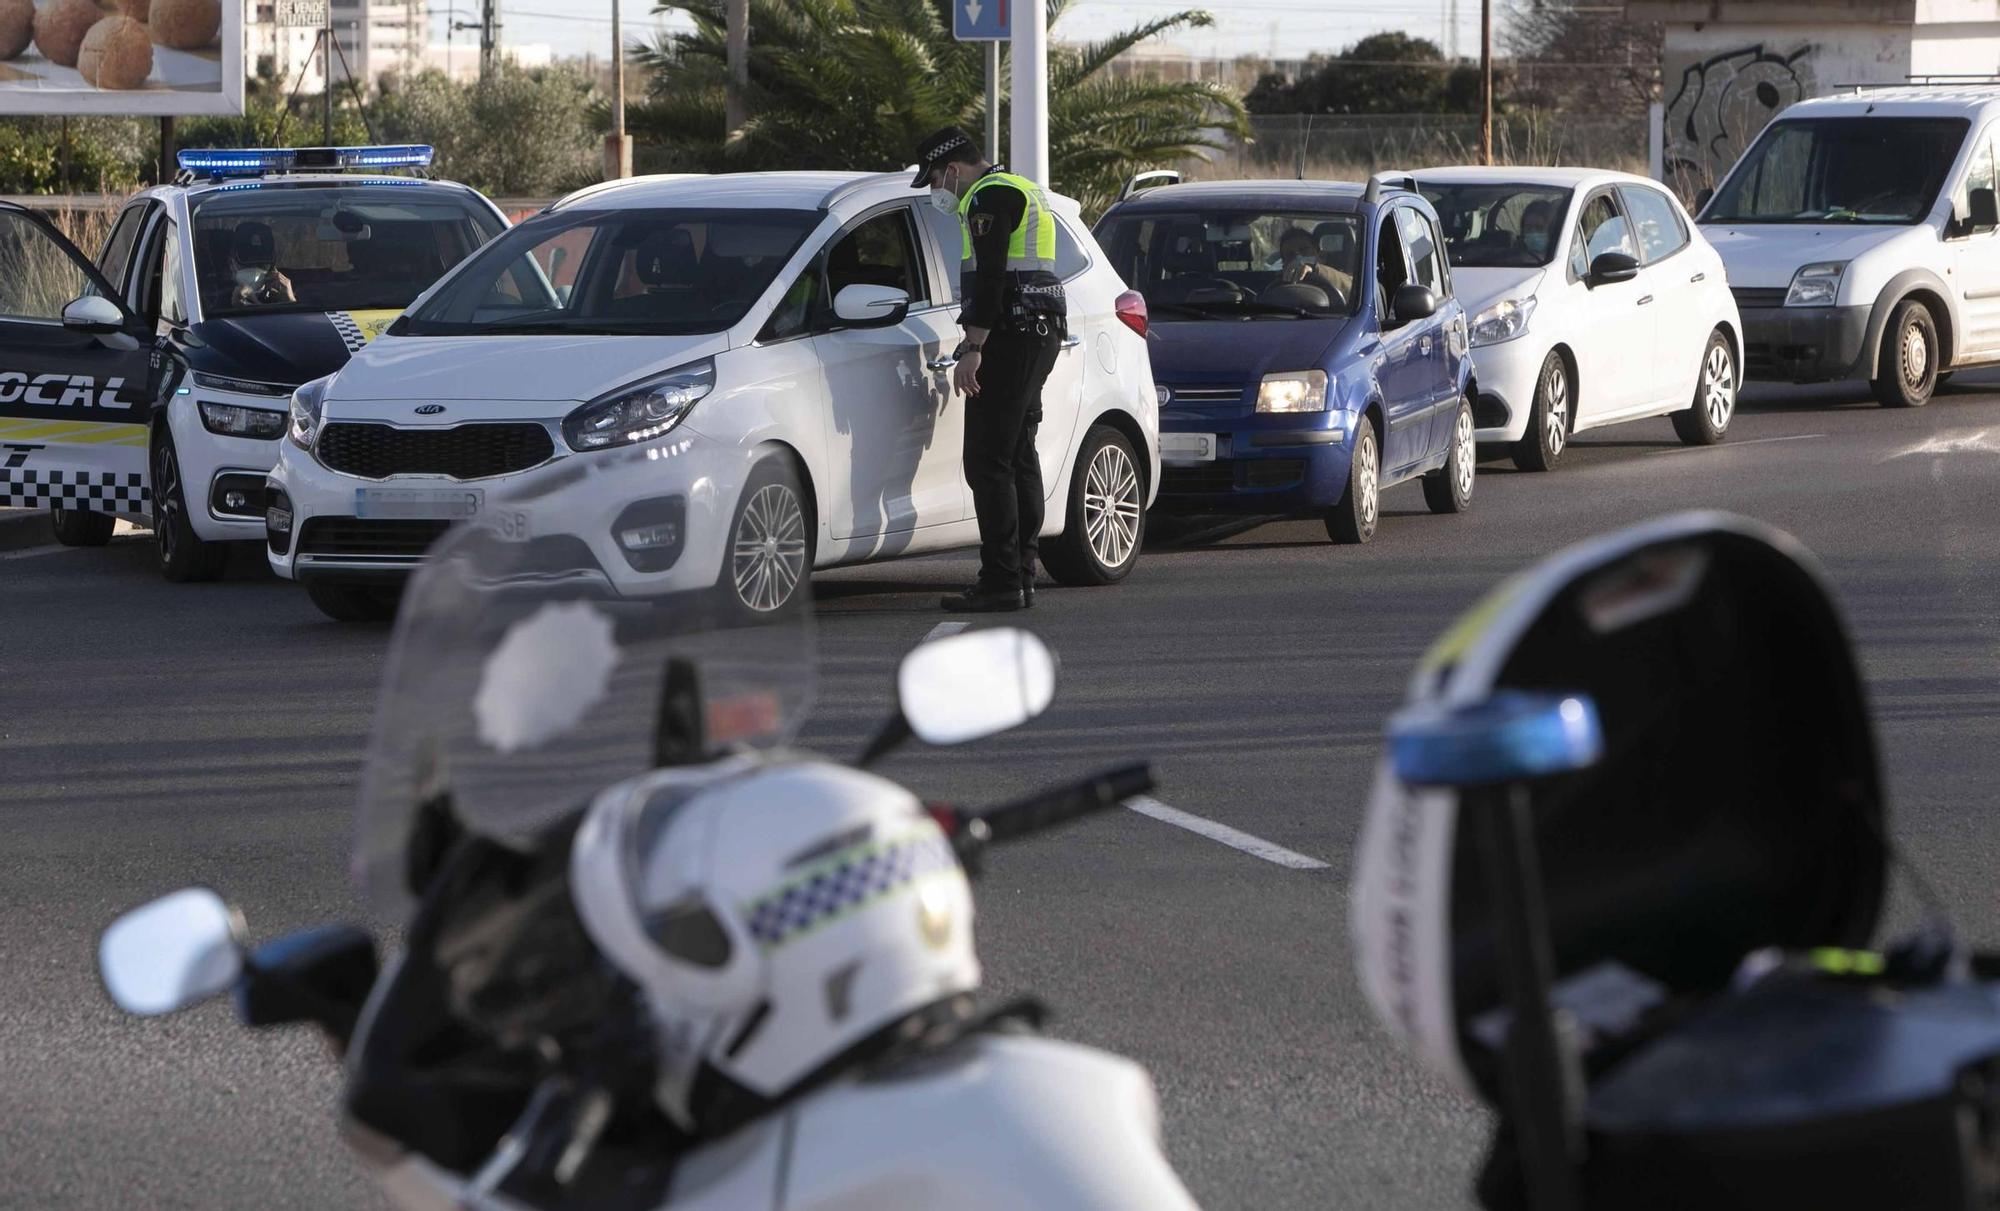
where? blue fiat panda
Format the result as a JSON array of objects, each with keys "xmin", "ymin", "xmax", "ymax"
[{"xmin": 1093, "ymin": 175, "xmax": 1474, "ymax": 543}]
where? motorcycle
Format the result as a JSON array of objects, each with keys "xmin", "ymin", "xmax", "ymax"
[
  {"xmin": 1352, "ymin": 510, "xmax": 2000, "ymax": 1210},
  {"xmin": 96, "ymin": 452, "xmax": 1199, "ymax": 1211}
]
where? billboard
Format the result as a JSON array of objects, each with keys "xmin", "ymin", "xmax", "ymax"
[{"xmin": 0, "ymin": 0, "xmax": 242, "ymax": 116}]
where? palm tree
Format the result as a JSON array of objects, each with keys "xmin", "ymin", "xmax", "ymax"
[{"xmin": 630, "ymin": 0, "xmax": 1246, "ymax": 216}]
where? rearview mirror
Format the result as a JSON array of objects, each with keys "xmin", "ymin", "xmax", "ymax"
[
  {"xmin": 1972, "ymin": 187, "xmax": 1998, "ymax": 232},
  {"xmin": 832, "ymin": 284, "xmax": 910, "ymax": 328},
  {"xmin": 62, "ymin": 294, "xmax": 126, "ymax": 335},
  {"xmin": 98, "ymin": 887, "xmax": 243, "ymax": 1016},
  {"xmin": 898, "ymin": 627, "xmax": 1057, "ymax": 747},
  {"xmin": 1588, "ymin": 251, "xmax": 1641, "ymax": 286},
  {"xmin": 1390, "ymin": 284, "xmax": 1440, "ymax": 325}
]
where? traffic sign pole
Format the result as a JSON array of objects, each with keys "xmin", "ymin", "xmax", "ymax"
[
  {"xmin": 1010, "ymin": 0, "xmax": 1046, "ymax": 185},
  {"xmin": 985, "ymin": 41, "xmax": 999, "ymax": 164}
]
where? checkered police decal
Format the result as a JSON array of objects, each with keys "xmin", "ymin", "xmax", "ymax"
[
  {"xmin": 0, "ymin": 468, "xmax": 148, "ymax": 511},
  {"xmin": 743, "ymin": 832, "xmax": 957, "ymax": 951},
  {"xmin": 328, "ymin": 311, "xmax": 368, "ymax": 353}
]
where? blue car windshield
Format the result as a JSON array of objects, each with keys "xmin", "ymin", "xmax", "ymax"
[{"xmin": 1094, "ymin": 209, "xmax": 1363, "ymax": 319}]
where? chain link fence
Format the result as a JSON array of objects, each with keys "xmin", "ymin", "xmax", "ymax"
[{"xmin": 1187, "ymin": 112, "xmax": 1650, "ymax": 183}]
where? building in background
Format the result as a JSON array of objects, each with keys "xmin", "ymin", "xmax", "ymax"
[
  {"xmin": 419, "ymin": 41, "xmax": 555, "ymax": 83},
  {"xmin": 246, "ymin": 0, "xmax": 327, "ymax": 93},
  {"xmin": 331, "ymin": 0, "xmax": 428, "ymax": 86}
]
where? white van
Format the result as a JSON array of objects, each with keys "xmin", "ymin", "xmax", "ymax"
[{"xmin": 1697, "ymin": 85, "xmax": 2000, "ymax": 407}]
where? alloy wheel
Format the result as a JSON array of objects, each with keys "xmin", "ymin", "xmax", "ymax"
[
  {"xmin": 1544, "ymin": 363, "xmax": 1568, "ymax": 456},
  {"xmin": 1705, "ymin": 343, "xmax": 1736, "ymax": 430},
  {"xmin": 731, "ymin": 483, "xmax": 807, "ymax": 613},
  {"xmin": 1083, "ymin": 442, "xmax": 1141, "ymax": 570},
  {"xmin": 154, "ymin": 441, "xmax": 181, "ymax": 563},
  {"xmin": 1357, "ymin": 430, "xmax": 1378, "ymax": 532},
  {"xmin": 1454, "ymin": 408, "xmax": 1475, "ymax": 501}
]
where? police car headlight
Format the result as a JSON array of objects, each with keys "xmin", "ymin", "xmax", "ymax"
[
  {"xmin": 563, "ymin": 361, "xmax": 715, "ymax": 452},
  {"xmin": 199, "ymin": 401, "xmax": 288, "ymax": 439},
  {"xmin": 192, "ymin": 371, "xmax": 296, "ymax": 398},
  {"xmin": 289, "ymin": 376, "xmax": 332, "ymax": 451},
  {"xmin": 1256, "ymin": 370, "xmax": 1328, "ymax": 413}
]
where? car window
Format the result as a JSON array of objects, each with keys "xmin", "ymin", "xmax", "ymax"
[
  {"xmin": 160, "ymin": 219, "xmax": 186, "ymax": 326},
  {"xmin": 1395, "ymin": 206, "xmax": 1445, "ymax": 295},
  {"xmin": 1053, "ymin": 215, "xmax": 1090, "ymax": 280},
  {"xmin": 1421, "ymin": 182, "xmax": 1571, "ymax": 268},
  {"xmin": 1622, "ymin": 186, "xmax": 1689, "ymax": 263},
  {"xmin": 0, "ymin": 209, "xmax": 93, "ymax": 322},
  {"xmin": 1573, "ymin": 192, "xmax": 1635, "ymax": 272},
  {"xmin": 1375, "ymin": 211, "xmax": 1412, "ymax": 321},
  {"xmin": 1953, "ymin": 130, "xmax": 1997, "ymax": 237},
  {"xmin": 1093, "ymin": 206, "xmax": 1363, "ymax": 318},
  {"xmin": 824, "ymin": 207, "xmax": 923, "ymax": 310},
  {"xmin": 96, "ymin": 204, "xmax": 147, "ymax": 283}
]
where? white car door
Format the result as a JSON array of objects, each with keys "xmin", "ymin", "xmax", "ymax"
[
  {"xmin": 1621, "ymin": 182, "xmax": 1710, "ymax": 408},
  {"xmin": 1566, "ymin": 188, "xmax": 1657, "ymax": 424},
  {"xmin": 811, "ymin": 204, "xmax": 965, "ymax": 548},
  {"xmin": 1948, "ymin": 126, "xmax": 2000, "ymax": 358}
]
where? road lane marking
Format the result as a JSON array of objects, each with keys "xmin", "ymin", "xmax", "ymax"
[
  {"xmin": 1646, "ymin": 433, "xmax": 1822, "ymax": 455},
  {"xmin": 0, "ymin": 543, "xmax": 63, "ymax": 561},
  {"xmin": 1125, "ymin": 795, "xmax": 1331, "ymax": 870},
  {"xmin": 925, "ymin": 621, "xmax": 970, "ymax": 641},
  {"xmin": 1882, "ymin": 427, "xmax": 2000, "ymax": 461}
]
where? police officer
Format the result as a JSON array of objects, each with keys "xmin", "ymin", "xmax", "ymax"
[{"xmin": 914, "ymin": 127, "xmax": 1067, "ymax": 613}]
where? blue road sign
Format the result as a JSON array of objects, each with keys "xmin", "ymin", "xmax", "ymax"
[{"xmin": 953, "ymin": 0, "xmax": 1010, "ymax": 41}]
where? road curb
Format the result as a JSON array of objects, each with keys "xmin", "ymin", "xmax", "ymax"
[{"xmin": 0, "ymin": 508, "xmax": 51, "ymax": 551}]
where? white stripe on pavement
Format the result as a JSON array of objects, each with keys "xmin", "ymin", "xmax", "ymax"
[
  {"xmin": 1125, "ymin": 796, "xmax": 1330, "ymax": 870},
  {"xmin": 1648, "ymin": 433, "xmax": 1822, "ymax": 455},
  {"xmin": 925, "ymin": 621, "xmax": 970, "ymax": 641},
  {"xmin": 0, "ymin": 543, "xmax": 63, "ymax": 561}
]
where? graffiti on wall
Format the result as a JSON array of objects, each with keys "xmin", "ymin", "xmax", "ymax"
[{"xmin": 1663, "ymin": 43, "xmax": 1816, "ymax": 198}]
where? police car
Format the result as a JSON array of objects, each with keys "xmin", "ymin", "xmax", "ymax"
[{"xmin": 0, "ymin": 145, "xmax": 507, "ymax": 580}]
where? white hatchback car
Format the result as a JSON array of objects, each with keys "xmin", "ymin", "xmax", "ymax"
[
  {"xmin": 265, "ymin": 171, "xmax": 1160, "ymax": 621},
  {"xmin": 1417, "ymin": 168, "xmax": 1743, "ymax": 470}
]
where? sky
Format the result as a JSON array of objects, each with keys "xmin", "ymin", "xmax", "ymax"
[{"xmin": 428, "ymin": 1, "xmax": 1491, "ymax": 63}]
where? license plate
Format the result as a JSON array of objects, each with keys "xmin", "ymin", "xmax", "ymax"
[
  {"xmin": 1161, "ymin": 432, "xmax": 1217, "ymax": 463},
  {"xmin": 487, "ymin": 508, "xmax": 531, "ymax": 542},
  {"xmin": 354, "ymin": 487, "xmax": 483, "ymax": 521}
]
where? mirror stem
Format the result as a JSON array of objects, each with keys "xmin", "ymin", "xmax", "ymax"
[{"xmin": 856, "ymin": 713, "xmax": 913, "ymax": 769}]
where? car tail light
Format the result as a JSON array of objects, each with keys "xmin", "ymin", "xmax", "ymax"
[{"xmin": 1115, "ymin": 290, "xmax": 1148, "ymax": 338}]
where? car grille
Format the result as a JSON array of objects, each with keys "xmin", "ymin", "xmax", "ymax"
[
  {"xmin": 297, "ymin": 517, "xmax": 451, "ymax": 559},
  {"xmin": 1730, "ymin": 286, "xmax": 1788, "ymax": 309},
  {"xmin": 1161, "ymin": 458, "xmax": 1306, "ymax": 495},
  {"xmin": 1162, "ymin": 384, "xmax": 1246, "ymax": 405},
  {"xmin": 317, "ymin": 422, "xmax": 555, "ymax": 480}
]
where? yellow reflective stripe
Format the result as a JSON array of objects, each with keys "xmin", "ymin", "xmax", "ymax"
[
  {"xmin": 0, "ymin": 418, "xmax": 147, "ymax": 442},
  {"xmin": 1809, "ymin": 948, "xmax": 1884, "ymax": 976},
  {"xmin": 64, "ymin": 426, "xmax": 151, "ymax": 446},
  {"xmin": 959, "ymin": 171, "xmax": 1058, "ymax": 268}
]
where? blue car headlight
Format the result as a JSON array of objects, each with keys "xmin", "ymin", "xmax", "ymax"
[{"xmin": 1256, "ymin": 369, "xmax": 1329, "ymax": 413}]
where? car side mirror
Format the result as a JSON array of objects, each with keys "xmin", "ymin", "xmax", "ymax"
[
  {"xmin": 98, "ymin": 887, "xmax": 243, "ymax": 1016},
  {"xmin": 1971, "ymin": 187, "xmax": 1998, "ymax": 232},
  {"xmin": 1389, "ymin": 284, "xmax": 1440, "ymax": 325},
  {"xmin": 832, "ymin": 283, "xmax": 910, "ymax": 329},
  {"xmin": 1588, "ymin": 251, "xmax": 1641, "ymax": 287},
  {"xmin": 62, "ymin": 294, "xmax": 128, "ymax": 335}
]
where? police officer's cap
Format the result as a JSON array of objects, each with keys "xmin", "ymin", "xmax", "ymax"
[{"xmin": 912, "ymin": 127, "xmax": 981, "ymax": 188}]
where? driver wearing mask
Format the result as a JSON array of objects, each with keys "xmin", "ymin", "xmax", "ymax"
[
  {"xmin": 227, "ymin": 222, "xmax": 297, "ymax": 308},
  {"xmin": 1517, "ymin": 200, "xmax": 1555, "ymax": 262},
  {"xmin": 1275, "ymin": 227, "xmax": 1353, "ymax": 300}
]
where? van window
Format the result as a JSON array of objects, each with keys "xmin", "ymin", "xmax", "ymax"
[
  {"xmin": 1623, "ymin": 186, "xmax": 1689, "ymax": 262},
  {"xmin": 1703, "ymin": 117, "xmax": 1968, "ymax": 226},
  {"xmin": 1953, "ymin": 132, "xmax": 1997, "ymax": 237}
]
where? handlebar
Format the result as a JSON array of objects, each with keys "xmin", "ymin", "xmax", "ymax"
[{"xmin": 931, "ymin": 763, "xmax": 1156, "ymax": 869}]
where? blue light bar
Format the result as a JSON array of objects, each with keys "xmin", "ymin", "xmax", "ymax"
[
  {"xmin": 176, "ymin": 145, "xmax": 435, "ymax": 178},
  {"xmin": 1387, "ymin": 691, "xmax": 1604, "ymax": 788}
]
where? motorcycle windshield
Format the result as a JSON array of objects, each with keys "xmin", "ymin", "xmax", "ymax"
[{"xmin": 352, "ymin": 448, "xmax": 815, "ymax": 914}]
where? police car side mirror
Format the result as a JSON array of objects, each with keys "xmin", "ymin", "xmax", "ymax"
[
  {"xmin": 62, "ymin": 294, "xmax": 127, "ymax": 335},
  {"xmin": 832, "ymin": 284, "xmax": 910, "ymax": 329}
]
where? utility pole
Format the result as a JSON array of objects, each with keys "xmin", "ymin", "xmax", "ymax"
[
  {"xmin": 1010, "ymin": 0, "xmax": 1048, "ymax": 185},
  {"xmin": 323, "ymin": 2, "xmax": 334, "ymax": 144},
  {"xmin": 1480, "ymin": 0, "xmax": 1493, "ymax": 166},
  {"xmin": 480, "ymin": 0, "xmax": 500, "ymax": 81},
  {"xmin": 605, "ymin": 0, "xmax": 632, "ymax": 178},
  {"xmin": 725, "ymin": 0, "xmax": 748, "ymax": 132}
]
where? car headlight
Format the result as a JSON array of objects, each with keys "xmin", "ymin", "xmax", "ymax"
[
  {"xmin": 199, "ymin": 401, "xmax": 288, "ymax": 439},
  {"xmin": 192, "ymin": 371, "xmax": 296, "ymax": 397},
  {"xmin": 1256, "ymin": 369, "xmax": 1329, "ymax": 414},
  {"xmin": 563, "ymin": 361, "xmax": 716, "ymax": 452},
  {"xmin": 1469, "ymin": 296, "xmax": 1537, "ymax": 347},
  {"xmin": 289, "ymin": 376, "xmax": 331, "ymax": 451},
  {"xmin": 1785, "ymin": 262, "xmax": 1846, "ymax": 307}
]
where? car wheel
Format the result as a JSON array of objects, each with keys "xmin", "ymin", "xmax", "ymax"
[
  {"xmin": 1672, "ymin": 328, "xmax": 1736, "ymax": 446},
  {"xmin": 1423, "ymin": 399, "xmax": 1476, "ymax": 514},
  {"xmin": 50, "ymin": 504, "xmax": 114, "ymax": 546},
  {"xmin": 1325, "ymin": 414, "xmax": 1379, "ymax": 544},
  {"xmin": 305, "ymin": 581, "xmax": 400, "ymax": 623},
  {"xmin": 1512, "ymin": 350, "xmax": 1569, "ymax": 472},
  {"xmin": 721, "ymin": 458, "xmax": 812, "ymax": 619},
  {"xmin": 1871, "ymin": 299, "xmax": 1939, "ymax": 408},
  {"xmin": 1044, "ymin": 424, "xmax": 1144, "ymax": 586},
  {"xmin": 153, "ymin": 429, "xmax": 229, "ymax": 582}
]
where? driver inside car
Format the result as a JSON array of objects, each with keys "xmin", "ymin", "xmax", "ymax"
[
  {"xmin": 1274, "ymin": 226, "xmax": 1353, "ymax": 304},
  {"xmin": 227, "ymin": 222, "xmax": 297, "ymax": 308}
]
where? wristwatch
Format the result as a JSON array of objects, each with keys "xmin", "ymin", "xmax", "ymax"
[{"xmin": 962, "ymin": 341, "xmax": 984, "ymax": 354}]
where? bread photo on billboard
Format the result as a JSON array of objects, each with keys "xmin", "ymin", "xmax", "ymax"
[
  {"xmin": 150, "ymin": 0, "xmax": 219, "ymax": 50},
  {"xmin": 33, "ymin": 0, "xmax": 103, "ymax": 67},
  {"xmin": 78, "ymin": 13, "xmax": 150, "ymax": 88},
  {"xmin": 0, "ymin": 0, "xmax": 32, "ymax": 61},
  {"xmin": 118, "ymin": 0, "xmax": 149, "ymax": 18}
]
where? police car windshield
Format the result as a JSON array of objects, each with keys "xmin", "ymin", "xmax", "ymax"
[
  {"xmin": 1420, "ymin": 183, "xmax": 1572, "ymax": 268},
  {"xmin": 400, "ymin": 208, "xmax": 821, "ymax": 337},
  {"xmin": 190, "ymin": 184, "xmax": 504, "ymax": 319},
  {"xmin": 1700, "ymin": 117, "xmax": 1968, "ymax": 225},
  {"xmin": 1093, "ymin": 209, "xmax": 1363, "ymax": 319}
]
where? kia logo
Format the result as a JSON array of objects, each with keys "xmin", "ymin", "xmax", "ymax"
[{"xmin": 414, "ymin": 404, "xmax": 446, "ymax": 415}]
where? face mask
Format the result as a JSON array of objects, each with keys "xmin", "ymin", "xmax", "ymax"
[
  {"xmin": 1285, "ymin": 252, "xmax": 1317, "ymax": 271},
  {"xmin": 929, "ymin": 165, "xmax": 959, "ymax": 213},
  {"xmin": 1523, "ymin": 230, "xmax": 1550, "ymax": 256}
]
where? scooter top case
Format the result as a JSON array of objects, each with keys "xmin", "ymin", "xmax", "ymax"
[{"xmin": 1348, "ymin": 513, "xmax": 2000, "ymax": 1208}]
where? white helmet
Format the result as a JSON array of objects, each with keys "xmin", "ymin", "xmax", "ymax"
[{"xmin": 570, "ymin": 755, "xmax": 981, "ymax": 1133}]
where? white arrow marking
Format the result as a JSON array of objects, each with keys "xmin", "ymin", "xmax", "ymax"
[{"xmin": 965, "ymin": 0, "xmax": 983, "ymax": 24}]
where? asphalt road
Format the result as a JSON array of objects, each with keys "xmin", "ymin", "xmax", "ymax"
[{"xmin": 5, "ymin": 377, "xmax": 2000, "ymax": 1209}]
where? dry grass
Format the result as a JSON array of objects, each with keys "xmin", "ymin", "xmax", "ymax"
[
  {"xmin": 3, "ymin": 200, "xmax": 122, "ymax": 319},
  {"xmin": 1189, "ymin": 111, "xmax": 1649, "ymax": 185}
]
